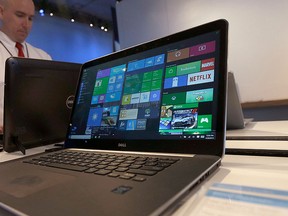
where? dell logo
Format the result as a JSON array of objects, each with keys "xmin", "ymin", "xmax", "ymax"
[
  {"xmin": 66, "ymin": 95, "xmax": 75, "ymax": 109},
  {"xmin": 118, "ymin": 143, "xmax": 127, "ymax": 148}
]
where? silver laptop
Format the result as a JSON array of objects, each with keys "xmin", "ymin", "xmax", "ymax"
[
  {"xmin": 0, "ymin": 19, "xmax": 228, "ymax": 216},
  {"xmin": 226, "ymin": 71, "xmax": 252, "ymax": 130}
]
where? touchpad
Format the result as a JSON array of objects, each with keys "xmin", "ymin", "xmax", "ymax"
[{"xmin": 0, "ymin": 169, "xmax": 75, "ymax": 198}]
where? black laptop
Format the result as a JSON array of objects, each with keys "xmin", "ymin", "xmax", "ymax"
[
  {"xmin": 0, "ymin": 20, "xmax": 228, "ymax": 216},
  {"xmin": 3, "ymin": 57, "xmax": 81, "ymax": 154}
]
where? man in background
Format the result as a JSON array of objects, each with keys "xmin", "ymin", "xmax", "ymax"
[{"xmin": 0, "ymin": 0, "xmax": 51, "ymax": 133}]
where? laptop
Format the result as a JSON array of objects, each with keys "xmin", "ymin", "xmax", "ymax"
[
  {"xmin": 226, "ymin": 72, "xmax": 252, "ymax": 130},
  {"xmin": 226, "ymin": 72, "xmax": 245, "ymax": 129},
  {"xmin": 3, "ymin": 57, "xmax": 81, "ymax": 154},
  {"xmin": 0, "ymin": 19, "xmax": 228, "ymax": 216}
]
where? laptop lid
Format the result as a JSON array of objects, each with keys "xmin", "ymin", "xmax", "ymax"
[
  {"xmin": 227, "ymin": 71, "xmax": 245, "ymax": 129},
  {"xmin": 65, "ymin": 19, "xmax": 228, "ymax": 157},
  {"xmin": 4, "ymin": 57, "xmax": 81, "ymax": 153}
]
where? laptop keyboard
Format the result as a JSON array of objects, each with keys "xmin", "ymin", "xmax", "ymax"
[{"xmin": 23, "ymin": 150, "xmax": 179, "ymax": 182}]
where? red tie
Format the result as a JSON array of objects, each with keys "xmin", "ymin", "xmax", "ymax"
[{"xmin": 15, "ymin": 42, "xmax": 25, "ymax": 57}]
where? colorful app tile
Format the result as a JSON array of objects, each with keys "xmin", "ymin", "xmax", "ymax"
[
  {"xmin": 130, "ymin": 93, "xmax": 141, "ymax": 104},
  {"xmin": 171, "ymin": 109, "xmax": 197, "ymax": 129},
  {"xmin": 98, "ymin": 94, "xmax": 106, "ymax": 104},
  {"xmin": 143, "ymin": 71, "xmax": 152, "ymax": 82},
  {"xmin": 137, "ymin": 106, "xmax": 159, "ymax": 119},
  {"xmin": 186, "ymin": 88, "xmax": 214, "ymax": 103},
  {"xmin": 91, "ymin": 95, "xmax": 99, "ymax": 105},
  {"xmin": 118, "ymin": 120, "xmax": 127, "ymax": 130},
  {"xmin": 165, "ymin": 66, "xmax": 177, "ymax": 78},
  {"xmin": 187, "ymin": 70, "xmax": 214, "ymax": 86},
  {"xmin": 109, "ymin": 76, "xmax": 116, "ymax": 84},
  {"xmin": 128, "ymin": 59, "xmax": 145, "ymax": 72},
  {"xmin": 140, "ymin": 92, "xmax": 150, "ymax": 103},
  {"xmin": 124, "ymin": 73, "xmax": 143, "ymax": 94},
  {"xmin": 164, "ymin": 75, "xmax": 188, "ymax": 89},
  {"xmin": 162, "ymin": 92, "xmax": 186, "ymax": 105},
  {"xmin": 145, "ymin": 57, "xmax": 154, "ymax": 67},
  {"xmin": 111, "ymin": 64, "xmax": 126, "ymax": 75},
  {"xmin": 116, "ymin": 72, "xmax": 124, "ymax": 82},
  {"xmin": 101, "ymin": 116, "xmax": 117, "ymax": 126},
  {"xmin": 95, "ymin": 79, "xmax": 102, "ymax": 88},
  {"xmin": 97, "ymin": 68, "xmax": 110, "ymax": 79},
  {"xmin": 115, "ymin": 82, "xmax": 123, "ymax": 92},
  {"xmin": 102, "ymin": 107, "xmax": 111, "ymax": 116},
  {"xmin": 141, "ymin": 81, "xmax": 151, "ymax": 92},
  {"xmin": 201, "ymin": 58, "xmax": 215, "ymax": 71},
  {"xmin": 87, "ymin": 108, "xmax": 102, "ymax": 126},
  {"xmin": 149, "ymin": 90, "xmax": 161, "ymax": 102},
  {"xmin": 122, "ymin": 94, "xmax": 131, "ymax": 105},
  {"xmin": 177, "ymin": 61, "xmax": 201, "ymax": 76},
  {"xmin": 161, "ymin": 105, "xmax": 173, "ymax": 118},
  {"xmin": 167, "ymin": 48, "xmax": 190, "ymax": 63},
  {"xmin": 101, "ymin": 107, "xmax": 118, "ymax": 126},
  {"xmin": 136, "ymin": 119, "xmax": 147, "ymax": 130},
  {"xmin": 173, "ymin": 103, "xmax": 198, "ymax": 110},
  {"xmin": 107, "ymin": 83, "xmax": 115, "ymax": 93},
  {"xmin": 154, "ymin": 54, "xmax": 165, "ymax": 65},
  {"xmin": 110, "ymin": 106, "xmax": 119, "ymax": 116},
  {"xmin": 164, "ymin": 77, "xmax": 173, "ymax": 89},
  {"xmin": 159, "ymin": 118, "xmax": 172, "ymax": 129},
  {"xmin": 151, "ymin": 79, "xmax": 162, "ymax": 90},
  {"xmin": 190, "ymin": 41, "xmax": 216, "ymax": 57},
  {"xmin": 198, "ymin": 115, "xmax": 212, "ymax": 129},
  {"xmin": 126, "ymin": 120, "xmax": 137, "ymax": 130},
  {"xmin": 119, "ymin": 109, "xmax": 138, "ymax": 120},
  {"xmin": 152, "ymin": 69, "xmax": 163, "ymax": 80},
  {"xmin": 93, "ymin": 77, "xmax": 109, "ymax": 95},
  {"xmin": 106, "ymin": 92, "xmax": 121, "ymax": 102}
]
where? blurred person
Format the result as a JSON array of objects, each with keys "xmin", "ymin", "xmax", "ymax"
[{"xmin": 0, "ymin": 0, "xmax": 51, "ymax": 133}]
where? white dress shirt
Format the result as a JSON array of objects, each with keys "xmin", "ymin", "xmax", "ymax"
[{"xmin": 0, "ymin": 31, "xmax": 52, "ymax": 127}]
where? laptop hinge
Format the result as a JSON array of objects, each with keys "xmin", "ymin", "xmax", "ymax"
[{"xmin": 12, "ymin": 135, "xmax": 26, "ymax": 155}]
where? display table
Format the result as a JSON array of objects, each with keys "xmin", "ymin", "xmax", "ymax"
[
  {"xmin": 226, "ymin": 120, "xmax": 288, "ymax": 140},
  {"xmin": 0, "ymin": 144, "xmax": 56, "ymax": 163},
  {"xmin": 226, "ymin": 120, "xmax": 288, "ymax": 156},
  {"xmin": 173, "ymin": 153, "xmax": 288, "ymax": 215},
  {"xmin": 1, "ymin": 121, "xmax": 288, "ymax": 215}
]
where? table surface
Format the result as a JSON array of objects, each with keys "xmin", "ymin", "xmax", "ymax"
[
  {"xmin": 226, "ymin": 120, "xmax": 288, "ymax": 140},
  {"xmin": 173, "ymin": 153, "xmax": 288, "ymax": 215}
]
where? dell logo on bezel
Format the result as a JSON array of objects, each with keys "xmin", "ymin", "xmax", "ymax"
[
  {"xmin": 118, "ymin": 143, "xmax": 127, "ymax": 148},
  {"xmin": 66, "ymin": 95, "xmax": 75, "ymax": 109}
]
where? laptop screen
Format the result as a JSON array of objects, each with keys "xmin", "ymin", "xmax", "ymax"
[{"xmin": 66, "ymin": 20, "xmax": 228, "ymax": 156}]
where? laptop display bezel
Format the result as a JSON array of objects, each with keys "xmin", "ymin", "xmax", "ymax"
[{"xmin": 65, "ymin": 19, "xmax": 228, "ymax": 157}]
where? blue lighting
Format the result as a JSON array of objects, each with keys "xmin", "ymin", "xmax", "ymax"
[{"xmin": 39, "ymin": 9, "xmax": 45, "ymax": 16}]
